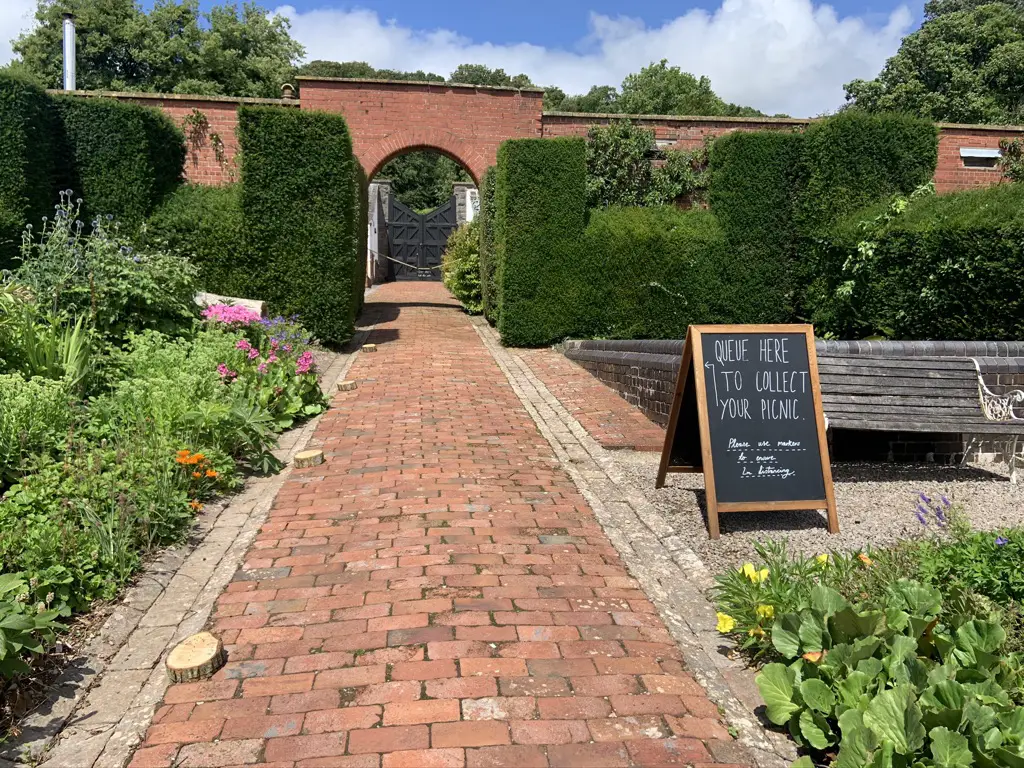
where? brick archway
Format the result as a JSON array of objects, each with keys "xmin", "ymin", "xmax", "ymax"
[
  {"xmin": 363, "ymin": 128, "xmax": 487, "ymax": 185},
  {"xmin": 296, "ymin": 77, "xmax": 544, "ymax": 184}
]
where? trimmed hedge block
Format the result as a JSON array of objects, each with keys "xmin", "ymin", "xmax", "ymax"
[
  {"xmin": 494, "ymin": 137, "xmax": 590, "ymax": 346},
  {"xmin": 478, "ymin": 167, "xmax": 498, "ymax": 323},
  {"xmin": 238, "ymin": 106, "xmax": 363, "ymax": 343}
]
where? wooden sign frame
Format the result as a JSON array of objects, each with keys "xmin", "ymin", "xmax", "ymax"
[{"xmin": 656, "ymin": 324, "xmax": 838, "ymax": 539}]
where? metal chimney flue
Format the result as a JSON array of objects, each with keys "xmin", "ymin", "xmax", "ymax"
[{"xmin": 62, "ymin": 13, "xmax": 76, "ymax": 91}]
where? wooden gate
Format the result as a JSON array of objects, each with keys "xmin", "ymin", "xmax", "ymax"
[{"xmin": 387, "ymin": 196, "xmax": 458, "ymax": 280}]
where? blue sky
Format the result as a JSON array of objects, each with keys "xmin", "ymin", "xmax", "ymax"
[{"xmin": 1, "ymin": 0, "xmax": 921, "ymax": 116}]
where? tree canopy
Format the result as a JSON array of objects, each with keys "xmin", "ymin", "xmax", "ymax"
[
  {"xmin": 844, "ymin": 0, "xmax": 1024, "ymax": 124},
  {"xmin": 12, "ymin": 0, "xmax": 303, "ymax": 97}
]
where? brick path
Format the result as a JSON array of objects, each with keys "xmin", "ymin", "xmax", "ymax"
[
  {"xmin": 517, "ymin": 350, "xmax": 666, "ymax": 452},
  {"xmin": 130, "ymin": 282, "xmax": 744, "ymax": 768}
]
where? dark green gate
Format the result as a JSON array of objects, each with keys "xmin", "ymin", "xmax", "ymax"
[{"xmin": 387, "ymin": 196, "xmax": 458, "ymax": 280}]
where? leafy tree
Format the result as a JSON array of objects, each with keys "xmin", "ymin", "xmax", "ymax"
[
  {"xmin": 448, "ymin": 64, "xmax": 532, "ymax": 88},
  {"xmin": 553, "ymin": 85, "xmax": 619, "ymax": 113},
  {"xmin": 844, "ymin": 0, "xmax": 1024, "ymax": 123},
  {"xmin": 295, "ymin": 60, "xmax": 376, "ymax": 79},
  {"xmin": 13, "ymin": 0, "xmax": 303, "ymax": 97},
  {"xmin": 378, "ymin": 151, "xmax": 470, "ymax": 212}
]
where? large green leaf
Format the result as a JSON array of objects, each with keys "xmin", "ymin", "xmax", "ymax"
[
  {"xmin": 811, "ymin": 584, "xmax": 849, "ymax": 615},
  {"xmin": 757, "ymin": 663, "xmax": 801, "ymax": 725},
  {"xmin": 831, "ymin": 607, "xmax": 885, "ymax": 644},
  {"xmin": 773, "ymin": 614, "xmax": 803, "ymax": 659},
  {"xmin": 864, "ymin": 685, "xmax": 926, "ymax": 756},
  {"xmin": 955, "ymin": 621, "xmax": 1006, "ymax": 663},
  {"xmin": 799, "ymin": 610, "xmax": 826, "ymax": 653},
  {"xmin": 836, "ymin": 670, "xmax": 875, "ymax": 710},
  {"xmin": 790, "ymin": 759, "xmax": 813, "ymax": 768},
  {"xmin": 921, "ymin": 680, "xmax": 966, "ymax": 712},
  {"xmin": 886, "ymin": 580, "xmax": 942, "ymax": 616},
  {"xmin": 800, "ymin": 678, "xmax": 836, "ymax": 714},
  {"xmin": 836, "ymin": 709, "xmax": 880, "ymax": 768},
  {"xmin": 799, "ymin": 708, "xmax": 833, "ymax": 750},
  {"xmin": 930, "ymin": 727, "xmax": 973, "ymax": 768}
]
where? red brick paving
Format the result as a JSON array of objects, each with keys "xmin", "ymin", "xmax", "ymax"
[
  {"xmin": 130, "ymin": 282, "xmax": 744, "ymax": 768},
  {"xmin": 517, "ymin": 350, "xmax": 665, "ymax": 452}
]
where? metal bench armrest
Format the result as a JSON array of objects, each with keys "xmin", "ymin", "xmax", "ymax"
[{"xmin": 971, "ymin": 358, "xmax": 1024, "ymax": 421}]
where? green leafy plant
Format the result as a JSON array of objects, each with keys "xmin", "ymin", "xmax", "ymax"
[
  {"xmin": 1000, "ymin": 138, "xmax": 1024, "ymax": 183},
  {"xmin": 0, "ymin": 574, "xmax": 62, "ymax": 678},
  {"xmin": 441, "ymin": 221, "xmax": 482, "ymax": 313}
]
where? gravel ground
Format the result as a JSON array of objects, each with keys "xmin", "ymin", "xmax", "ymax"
[{"xmin": 611, "ymin": 451, "xmax": 1024, "ymax": 569}]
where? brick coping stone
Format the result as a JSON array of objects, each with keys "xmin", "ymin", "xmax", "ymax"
[{"xmin": 129, "ymin": 282, "xmax": 749, "ymax": 768}]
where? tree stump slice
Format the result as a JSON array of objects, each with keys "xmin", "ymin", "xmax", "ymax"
[
  {"xmin": 337, "ymin": 380, "xmax": 357, "ymax": 392},
  {"xmin": 166, "ymin": 632, "xmax": 225, "ymax": 683},
  {"xmin": 362, "ymin": 344, "xmax": 377, "ymax": 352},
  {"xmin": 294, "ymin": 449, "xmax": 324, "ymax": 468}
]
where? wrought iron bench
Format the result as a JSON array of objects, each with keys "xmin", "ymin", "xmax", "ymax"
[{"xmin": 818, "ymin": 355, "xmax": 1024, "ymax": 478}]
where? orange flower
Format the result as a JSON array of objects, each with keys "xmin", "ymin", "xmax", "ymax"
[
  {"xmin": 192, "ymin": 453, "xmax": 206, "ymax": 463},
  {"xmin": 857, "ymin": 553, "xmax": 873, "ymax": 567},
  {"xmin": 205, "ymin": 469, "xmax": 218, "ymax": 478},
  {"xmin": 802, "ymin": 651, "xmax": 824, "ymax": 663},
  {"xmin": 192, "ymin": 471, "xmax": 202, "ymax": 478},
  {"xmin": 189, "ymin": 500, "xmax": 203, "ymax": 511}
]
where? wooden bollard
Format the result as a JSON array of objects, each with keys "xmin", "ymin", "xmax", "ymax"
[
  {"xmin": 337, "ymin": 380, "xmax": 357, "ymax": 392},
  {"xmin": 294, "ymin": 449, "xmax": 324, "ymax": 468},
  {"xmin": 362, "ymin": 343, "xmax": 377, "ymax": 352},
  {"xmin": 167, "ymin": 632, "xmax": 225, "ymax": 683}
]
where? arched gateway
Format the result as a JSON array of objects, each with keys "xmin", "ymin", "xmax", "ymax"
[{"xmin": 297, "ymin": 77, "xmax": 545, "ymax": 184}]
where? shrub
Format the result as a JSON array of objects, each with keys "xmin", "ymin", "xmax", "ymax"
[
  {"xmin": 810, "ymin": 182, "xmax": 1024, "ymax": 339},
  {"xmin": 14, "ymin": 193, "xmax": 198, "ymax": 342},
  {"xmin": 145, "ymin": 183, "xmax": 245, "ymax": 296},
  {"xmin": 708, "ymin": 130, "xmax": 806, "ymax": 323},
  {"xmin": 478, "ymin": 168, "xmax": 499, "ymax": 323},
  {"xmin": 0, "ymin": 73, "xmax": 64, "ymax": 269},
  {"xmin": 441, "ymin": 221, "xmax": 482, "ymax": 313},
  {"xmin": 585, "ymin": 121, "xmax": 655, "ymax": 208},
  {"xmin": 0, "ymin": 575, "xmax": 62, "ymax": 678},
  {"xmin": 238, "ymin": 106, "xmax": 364, "ymax": 343},
  {"xmin": 53, "ymin": 96, "xmax": 184, "ymax": 230},
  {"xmin": 494, "ymin": 137, "xmax": 591, "ymax": 346},
  {"xmin": 580, "ymin": 206, "xmax": 730, "ymax": 338},
  {"xmin": 0, "ymin": 374, "xmax": 74, "ymax": 487}
]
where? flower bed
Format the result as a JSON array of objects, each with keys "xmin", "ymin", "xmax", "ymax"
[
  {"xmin": 0, "ymin": 194, "xmax": 328, "ymax": 718},
  {"xmin": 713, "ymin": 495, "xmax": 1024, "ymax": 766}
]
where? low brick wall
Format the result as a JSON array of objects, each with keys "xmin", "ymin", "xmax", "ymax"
[{"xmin": 562, "ymin": 339, "xmax": 1024, "ymax": 465}]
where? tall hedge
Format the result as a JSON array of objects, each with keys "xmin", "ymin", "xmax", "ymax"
[
  {"xmin": 0, "ymin": 74, "xmax": 64, "ymax": 268},
  {"xmin": 811, "ymin": 183, "xmax": 1024, "ymax": 340},
  {"xmin": 238, "ymin": 106, "xmax": 363, "ymax": 343},
  {"xmin": 708, "ymin": 131, "xmax": 806, "ymax": 323},
  {"xmin": 54, "ymin": 96, "xmax": 184, "ymax": 230},
  {"xmin": 352, "ymin": 164, "xmax": 368, "ymax": 323},
  {"xmin": 145, "ymin": 183, "xmax": 245, "ymax": 295},
  {"xmin": 582, "ymin": 206, "xmax": 731, "ymax": 338},
  {"xmin": 477, "ymin": 168, "xmax": 498, "ymax": 324},
  {"xmin": 798, "ymin": 110, "xmax": 938, "ymax": 235}
]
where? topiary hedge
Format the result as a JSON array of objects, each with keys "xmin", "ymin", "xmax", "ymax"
[
  {"xmin": 810, "ymin": 182, "xmax": 1024, "ymax": 340},
  {"xmin": 54, "ymin": 96, "xmax": 184, "ymax": 230},
  {"xmin": 494, "ymin": 137, "xmax": 592, "ymax": 346},
  {"xmin": 477, "ymin": 168, "xmax": 498, "ymax": 324},
  {"xmin": 145, "ymin": 183, "xmax": 244, "ymax": 296},
  {"xmin": 582, "ymin": 206, "xmax": 731, "ymax": 338},
  {"xmin": 238, "ymin": 105, "xmax": 364, "ymax": 343},
  {"xmin": 0, "ymin": 74, "xmax": 65, "ymax": 269},
  {"xmin": 708, "ymin": 131, "xmax": 806, "ymax": 323}
]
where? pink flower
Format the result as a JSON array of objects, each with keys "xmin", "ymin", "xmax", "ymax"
[
  {"xmin": 270, "ymin": 340, "xmax": 279, "ymax": 350},
  {"xmin": 267, "ymin": 353, "xmax": 279, "ymax": 364},
  {"xmin": 216, "ymin": 363, "xmax": 237, "ymax": 380},
  {"xmin": 235, "ymin": 339, "xmax": 251, "ymax": 351},
  {"xmin": 203, "ymin": 304, "xmax": 261, "ymax": 325},
  {"xmin": 257, "ymin": 362, "xmax": 268, "ymax": 375},
  {"xmin": 295, "ymin": 350, "xmax": 315, "ymax": 375},
  {"xmin": 283, "ymin": 344, "xmax": 292, "ymax": 353},
  {"xmin": 247, "ymin": 348, "xmax": 260, "ymax": 360}
]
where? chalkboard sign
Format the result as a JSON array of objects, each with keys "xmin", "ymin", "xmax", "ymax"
[{"xmin": 656, "ymin": 325, "xmax": 838, "ymax": 538}]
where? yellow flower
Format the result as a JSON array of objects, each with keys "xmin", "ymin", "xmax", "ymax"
[
  {"xmin": 716, "ymin": 612, "xmax": 736, "ymax": 633},
  {"xmin": 858, "ymin": 552, "xmax": 873, "ymax": 567},
  {"xmin": 741, "ymin": 563, "xmax": 768, "ymax": 583},
  {"xmin": 816, "ymin": 553, "xmax": 829, "ymax": 566},
  {"xmin": 755, "ymin": 604, "xmax": 775, "ymax": 620},
  {"xmin": 748, "ymin": 626, "xmax": 766, "ymax": 638},
  {"xmin": 802, "ymin": 651, "xmax": 824, "ymax": 663},
  {"xmin": 756, "ymin": 568, "xmax": 769, "ymax": 583}
]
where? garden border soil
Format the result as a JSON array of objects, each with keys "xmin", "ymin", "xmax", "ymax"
[{"xmin": 0, "ymin": 302, "xmax": 377, "ymax": 768}]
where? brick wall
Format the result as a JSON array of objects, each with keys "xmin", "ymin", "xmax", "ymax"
[
  {"xmin": 49, "ymin": 90, "xmax": 296, "ymax": 186},
  {"xmin": 64, "ymin": 83, "xmax": 1024, "ymax": 193},
  {"xmin": 297, "ymin": 78, "xmax": 544, "ymax": 183}
]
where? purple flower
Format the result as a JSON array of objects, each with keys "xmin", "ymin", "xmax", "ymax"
[
  {"xmin": 915, "ymin": 505, "xmax": 928, "ymax": 525},
  {"xmin": 940, "ymin": 494, "xmax": 951, "ymax": 508},
  {"xmin": 996, "ymin": 536, "xmax": 1009, "ymax": 547},
  {"xmin": 919, "ymin": 492, "xmax": 932, "ymax": 504}
]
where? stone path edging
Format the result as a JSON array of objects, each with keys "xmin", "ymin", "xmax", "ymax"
[
  {"xmin": 475, "ymin": 320, "xmax": 795, "ymax": 768},
  {"xmin": 2, "ymin": 323, "xmax": 372, "ymax": 768}
]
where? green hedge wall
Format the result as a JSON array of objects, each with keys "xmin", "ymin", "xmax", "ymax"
[
  {"xmin": 797, "ymin": 110, "xmax": 939, "ymax": 235},
  {"xmin": 352, "ymin": 164, "xmax": 368, "ymax": 323},
  {"xmin": 494, "ymin": 138, "xmax": 591, "ymax": 346},
  {"xmin": 0, "ymin": 74, "xmax": 65, "ymax": 268},
  {"xmin": 477, "ymin": 168, "xmax": 498, "ymax": 324},
  {"xmin": 811, "ymin": 183, "xmax": 1024, "ymax": 340},
  {"xmin": 708, "ymin": 131, "xmax": 806, "ymax": 323},
  {"xmin": 145, "ymin": 183, "xmax": 244, "ymax": 295},
  {"xmin": 238, "ymin": 105, "xmax": 363, "ymax": 343},
  {"xmin": 54, "ymin": 96, "xmax": 184, "ymax": 230},
  {"xmin": 582, "ymin": 206, "xmax": 731, "ymax": 338}
]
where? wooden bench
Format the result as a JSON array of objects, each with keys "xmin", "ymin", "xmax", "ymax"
[{"xmin": 818, "ymin": 354, "xmax": 1024, "ymax": 477}]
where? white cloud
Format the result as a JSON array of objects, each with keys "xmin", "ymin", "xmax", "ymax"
[
  {"xmin": 0, "ymin": 0, "xmax": 34, "ymax": 66},
  {"xmin": 273, "ymin": 0, "xmax": 912, "ymax": 117},
  {"xmin": 0, "ymin": 0, "xmax": 912, "ymax": 116}
]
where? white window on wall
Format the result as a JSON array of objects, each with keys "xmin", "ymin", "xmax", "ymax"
[
  {"xmin": 466, "ymin": 188, "xmax": 480, "ymax": 222},
  {"xmin": 960, "ymin": 147, "xmax": 1001, "ymax": 169}
]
